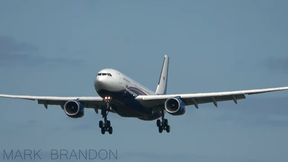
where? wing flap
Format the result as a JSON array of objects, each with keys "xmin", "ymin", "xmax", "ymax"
[
  {"xmin": 0, "ymin": 94, "xmax": 105, "ymax": 109},
  {"xmin": 136, "ymin": 86, "xmax": 288, "ymax": 108},
  {"xmin": 37, "ymin": 100, "xmax": 65, "ymax": 107},
  {"xmin": 183, "ymin": 94, "xmax": 246, "ymax": 105}
]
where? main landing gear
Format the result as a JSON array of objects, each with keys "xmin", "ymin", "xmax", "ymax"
[
  {"xmin": 156, "ymin": 109, "xmax": 170, "ymax": 133},
  {"xmin": 99, "ymin": 96, "xmax": 113, "ymax": 135}
]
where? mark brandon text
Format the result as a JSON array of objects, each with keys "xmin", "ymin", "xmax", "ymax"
[{"xmin": 2, "ymin": 149, "xmax": 118, "ymax": 160}]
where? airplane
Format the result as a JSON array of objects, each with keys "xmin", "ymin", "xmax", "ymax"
[{"xmin": 1, "ymin": 55, "xmax": 288, "ymax": 135}]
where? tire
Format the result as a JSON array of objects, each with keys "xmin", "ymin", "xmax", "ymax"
[
  {"xmin": 166, "ymin": 125, "xmax": 170, "ymax": 133},
  {"xmin": 107, "ymin": 120, "xmax": 111, "ymax": 128},
  {"xmin": 99, "ymin": 121, "xmax": 104, "ymax": 128},
  {"xmin": 164, "ymin": 119, "xmax": 168, "ymax": 126},
  {"xmin": 108, "ymin": 127, "xmax": 113, "ymax": 134},
  {"xmin": 158, "ymin": 126, "xmax": 163, "ymax": 133},
  {"xmin": 101, "ymin": 127, "xmax": 106, "ymax": 134},
  {"xmin": 156, "ymin": 119, "xmax": 161, "ymax": 127}
]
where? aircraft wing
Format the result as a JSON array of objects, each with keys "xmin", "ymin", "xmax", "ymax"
[
  {"xmin": 135, "ymin": 87, "xmax": 288, "ymax": 108},
  {"xmin": 0, "ymin": 94, "xmax": 106, "ymax": 109}
]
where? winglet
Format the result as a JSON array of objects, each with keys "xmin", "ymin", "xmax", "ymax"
[{"xmin": 155, "ymin": 55, "xmax": 169, "ymax": 95}]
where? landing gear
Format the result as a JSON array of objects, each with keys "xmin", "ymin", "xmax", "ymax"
[
  {"xmin": 99, "ymin": 96, "xmax": 113, "ymax": 135},
  {"xmin": 156, "ymin": 109, "xmax": 170, "ymax": 133}
]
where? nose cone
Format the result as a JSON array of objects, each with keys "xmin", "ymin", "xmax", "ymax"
[
  {"xmin": 94, "ymin": 76, "xmax": 106, "ymax": 92},
  {"xmin": 94, "ymin": 75, "xmax": 118, "ymax": 93},
  {"xmin": 94, "ymin": 69, "xmax": 123, "ymax": 94}
]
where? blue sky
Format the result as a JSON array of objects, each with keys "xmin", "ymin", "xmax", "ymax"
[{"xmin": 0, "ymin": 0, "xmax": 288, "ymax": 161}]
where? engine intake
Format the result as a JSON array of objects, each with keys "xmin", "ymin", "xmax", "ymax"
[
  {"xmin": 64, "ymin": 100, "xmax": 84, "ymax": 118},
  {"xmin": 164, "ymin": 97, "xmax": 185, "ymax": 115}
]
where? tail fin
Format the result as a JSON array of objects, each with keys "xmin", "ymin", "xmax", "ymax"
[{"xmin": 155, "ymin": 55, "xmax": 169, "ymax": 95}]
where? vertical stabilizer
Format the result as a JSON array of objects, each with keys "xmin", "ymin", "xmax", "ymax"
[{"xmin": 155, "ymin": 55, "xmax": 169, "ymax": 95}]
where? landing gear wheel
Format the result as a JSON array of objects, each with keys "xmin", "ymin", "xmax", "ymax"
[
  {"xmin": 99, "ymin": 96, "xmax": 114, "ymax": 135},
  {"xmin": 156, "ymin": 119, "xmax": 161, "ymax": 127},
  {"xmin": 166, "ymin": 125, "xmax": 170, "ymax": 133},
  {"xmin": 99, "ymin": 121, "xmax": 104, "ymax": 128},
  {"xmin": 101, "ymin": 127, "xmax": 106, "ymax": 134},
  {"xmin": 156, "ymin": 109, "xmax": 171, "ymax": 133},
  {"xmin": 107, "ymin": 120, "xmax": 111, "ymax": 128},
  {"xmin": 163, "ymin": 119, "xmax": 168, "ymax": 126},
  {"xmin": 158, "ymin": 126, "xmax": 163, "ymax": 133},
  {"xmin": 108, "ymin": 127, "xmax": 113, "ymax": 134}
]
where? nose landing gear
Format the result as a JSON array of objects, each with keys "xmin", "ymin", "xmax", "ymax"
[{"xmin": 99, "ymin": 96, "xmax": 113, "ymax": 135}]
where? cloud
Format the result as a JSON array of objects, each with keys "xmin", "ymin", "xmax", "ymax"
[
  {"xmin": 0, "ymin": 36, "xmax": 83, "ymax": 67},
  {"xmin": 216, "ymin": 113, "xmax": 288, "ymax": 128},
  {"xmin": 266, "ymin": 57, "xmax": 288, "ymax": 71},
  {"xmin": 0, "ymin": 36, "xmax": 38, "ymax": 55},
  {"xmin": 215, "ymin": 97, "xmax": 288, "ymax": 127},
  {"xmin": 0, "ymin": 54, "xmax": 83, "ymax": 67}
]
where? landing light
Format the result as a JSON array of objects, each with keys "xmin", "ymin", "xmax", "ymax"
[{"xmin": 104, "ymin": 96, "xmax": 112, "ymax": 102}]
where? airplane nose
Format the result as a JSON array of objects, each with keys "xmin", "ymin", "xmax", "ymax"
[{"xmin": 94, "ymin": 76, "xmax": 105, "ymax": 91}]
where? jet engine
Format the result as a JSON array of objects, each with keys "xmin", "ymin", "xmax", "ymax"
[
  {"xmin": 63, "ymin": 100, "xmax": 84, "ymax": 118},
  {"xmin": 164, "ymin": 97, "xmax": 186, "ymax": 115}
]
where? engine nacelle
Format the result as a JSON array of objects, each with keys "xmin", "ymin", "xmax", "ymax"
[
  {"xmin": 64, "ymin": 100, "xmax": 84, "ymax": 118},
  {"xmin": 164, "ymin": 97, "xmax": 186, "ymax": 115}
]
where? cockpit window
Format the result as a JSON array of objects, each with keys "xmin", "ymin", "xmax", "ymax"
[{"xmin": 97, "ymin": 73, "xmax": 112, "ymax": 77}]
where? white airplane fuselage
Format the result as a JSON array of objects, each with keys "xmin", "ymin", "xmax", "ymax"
[{"xmin": 94, "ymin": 68, "xmax": 161, "ymax": 120}]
